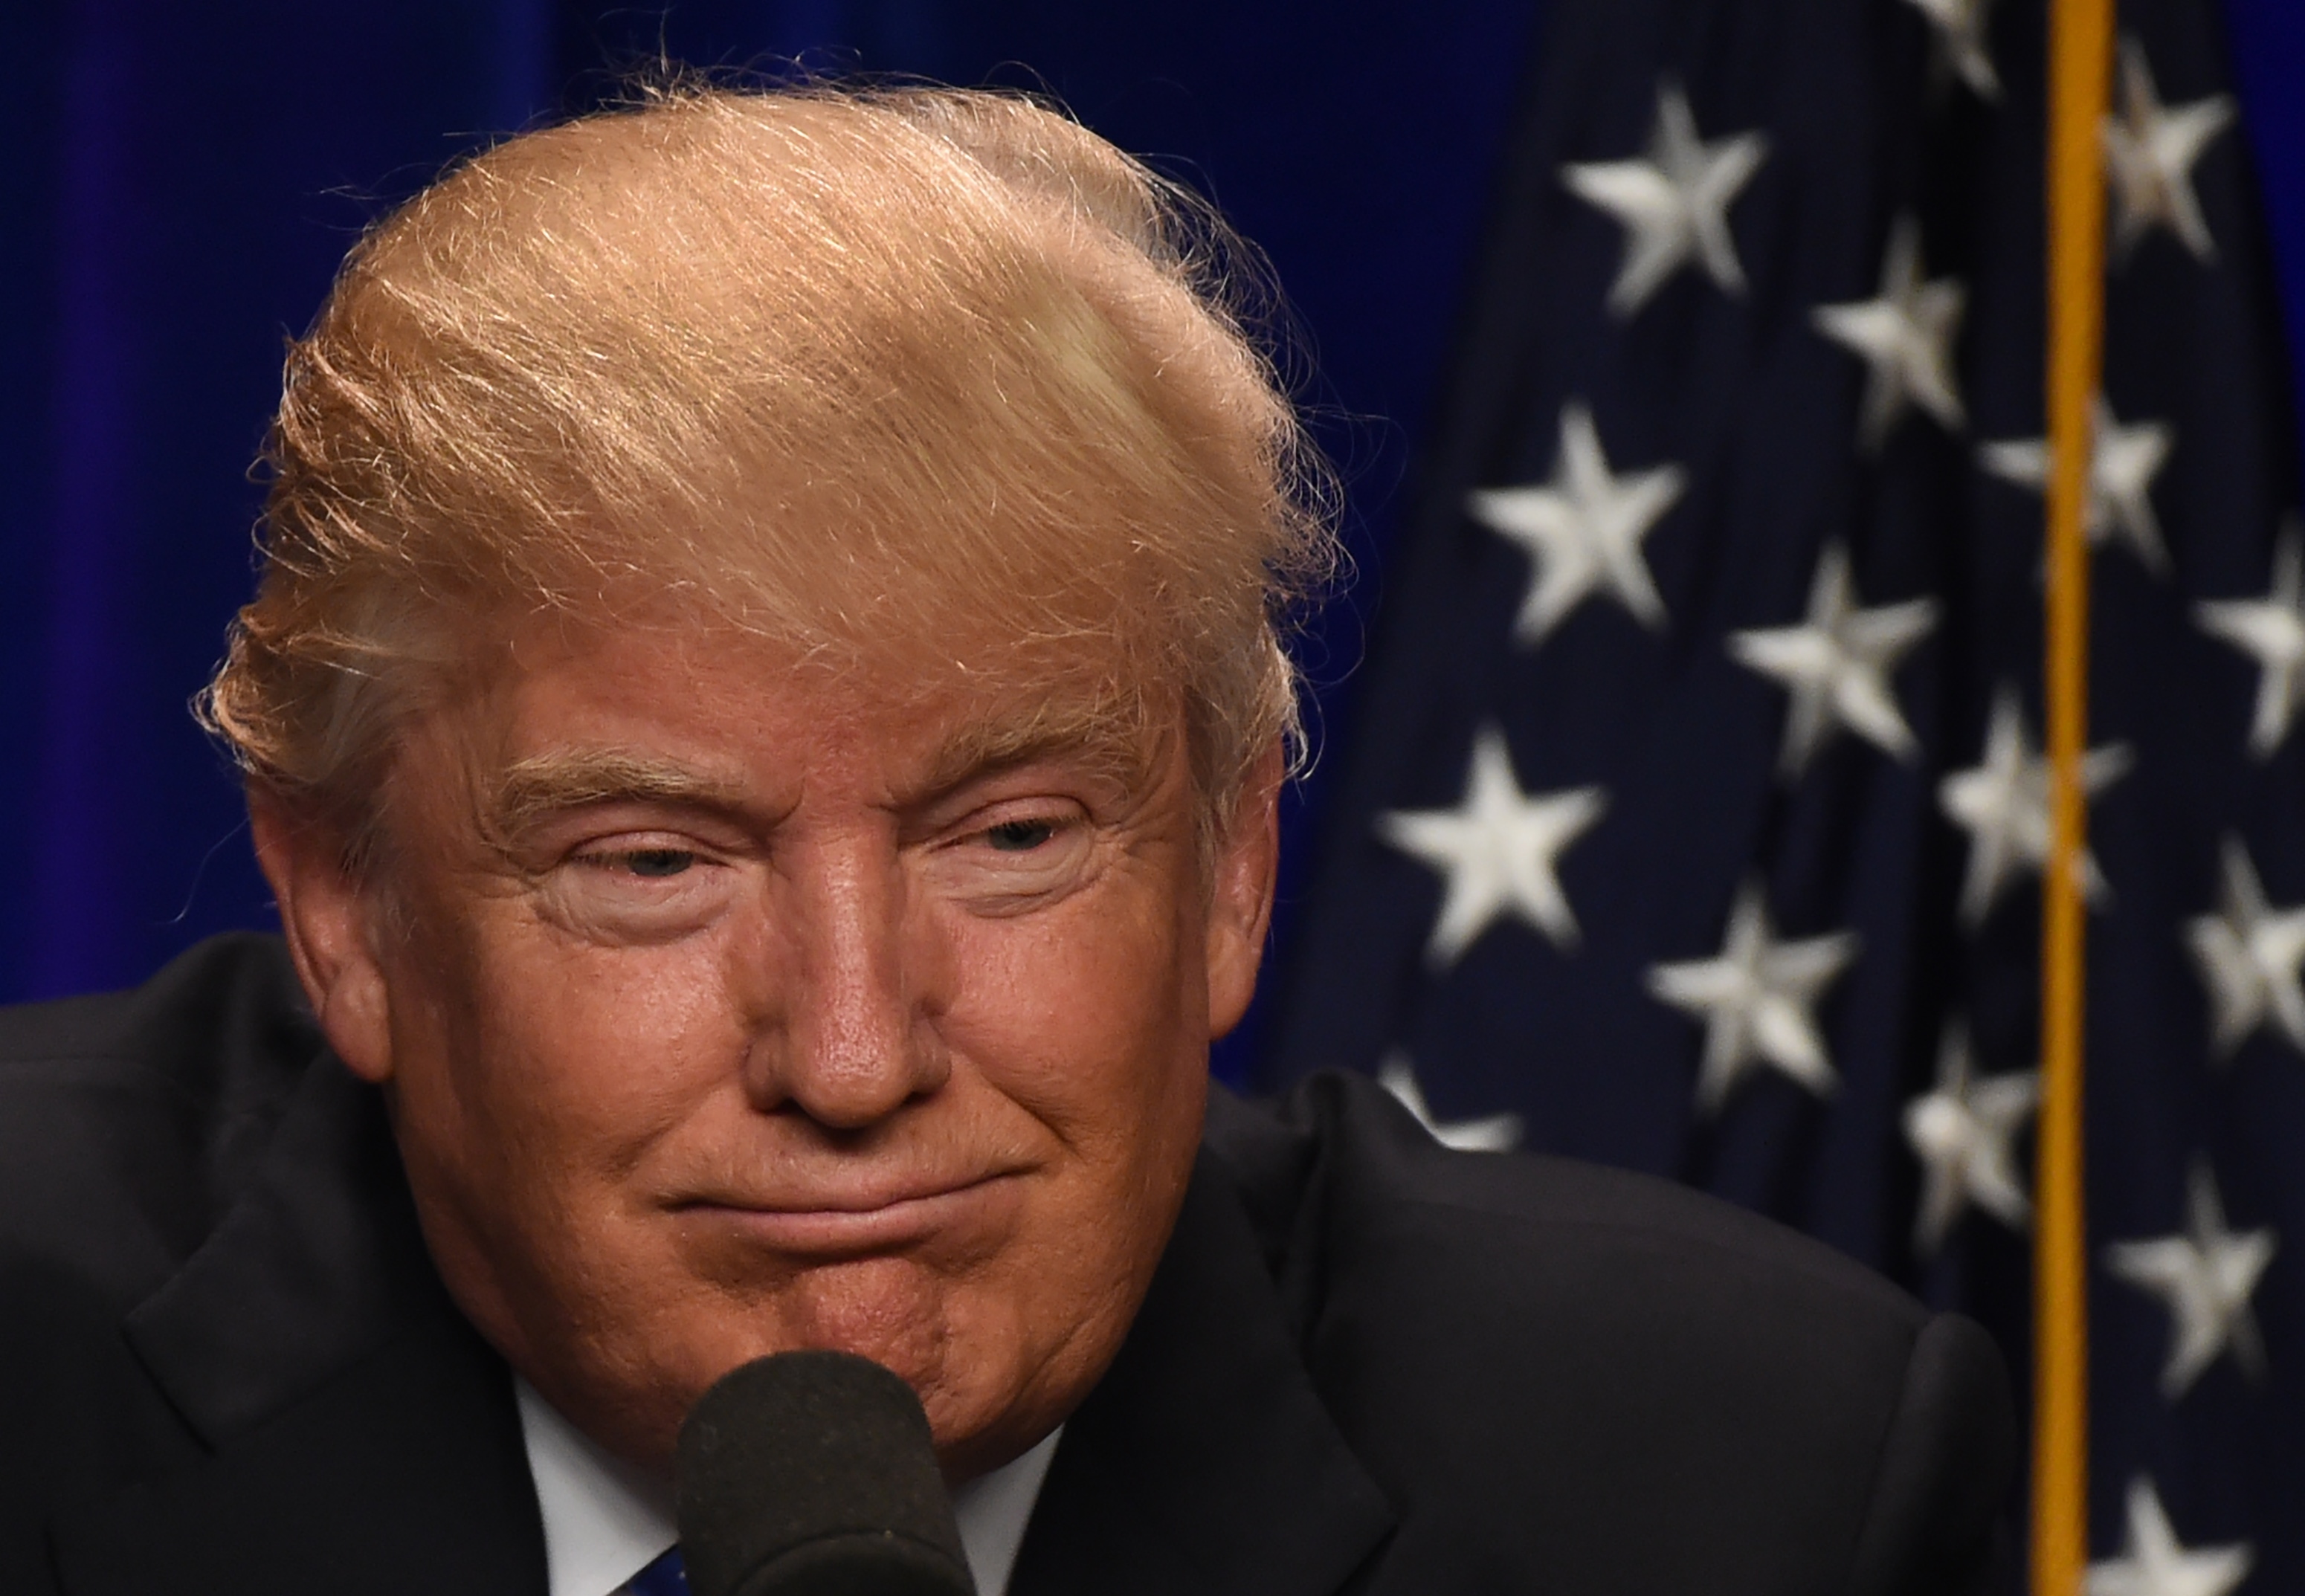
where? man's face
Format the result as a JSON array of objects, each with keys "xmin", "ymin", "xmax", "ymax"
[{"xmin": 258, "ymin": 614, "xmax": 1278, "ymax": 1479}]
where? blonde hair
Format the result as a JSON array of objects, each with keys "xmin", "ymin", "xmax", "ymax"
[{"xmin": 199, "ymin": 80, "xmax": 1335, "ymax": 868}]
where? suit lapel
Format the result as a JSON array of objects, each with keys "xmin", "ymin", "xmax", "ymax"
[
  {"xmin": 49, "ymin": 1056, "xmax": 547, "ymax": 1596},
  {"xmin": 1009, "ymin": 1151, "xmax": 1396, "ymax": 1596},
  {"xmin": 120, "ymin": 1053, "xmax": 433, "ymax": 1444}
]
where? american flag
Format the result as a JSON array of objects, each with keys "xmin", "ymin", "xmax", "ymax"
[{"xmin": 1259, "ymin": 0, "xmax": 2304, "ymax": 1586}]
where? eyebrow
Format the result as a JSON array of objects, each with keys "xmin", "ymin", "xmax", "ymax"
[
  {"xmin": 912, "ymin": 697, "xmax": 1161, "ymax": 801},
  {"xmin": 485, "ymin": 751, "xmax": 752, "ymax": 845}
]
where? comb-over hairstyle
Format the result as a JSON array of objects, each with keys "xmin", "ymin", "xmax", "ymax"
[{"xmin": 200, "ymin": 80, "xmax": 1335, "ymax": 868}]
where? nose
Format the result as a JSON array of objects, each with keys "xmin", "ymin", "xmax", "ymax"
[{"xmin": 744, "ymin": 831, "xmax": 949, "ymax": 1128}]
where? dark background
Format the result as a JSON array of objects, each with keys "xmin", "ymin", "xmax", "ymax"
[{"xmin": 4, "ymin": 0, "xmax": 2303, "ymax": 1085}]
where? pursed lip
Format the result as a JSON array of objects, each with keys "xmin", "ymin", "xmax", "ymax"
[{"xmin": 667, "ymin": 1170, "xmax": 1026, "ymax": 1254}]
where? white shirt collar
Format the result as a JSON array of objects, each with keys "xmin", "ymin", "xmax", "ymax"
[
  {"xmin": 515, "ymin": 1377, "xmax": 1060, "ymax": 1596},
  {"xmin": 947, "ymin": 1425, "xmax": 1062, "ymax": 1594}
]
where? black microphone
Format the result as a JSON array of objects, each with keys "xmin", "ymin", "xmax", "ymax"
[{"xmin": 674, "ymin": 1351, "xmax": 978, "ymax": 1596}]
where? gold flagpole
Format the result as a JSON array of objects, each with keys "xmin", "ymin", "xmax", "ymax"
[{"xmin": 2035, "ymin": 0, "xmax": 2115, "ymax": 1591}]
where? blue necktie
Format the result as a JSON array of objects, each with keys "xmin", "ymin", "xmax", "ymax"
[{"xmin": 624, "ymin": 1548, "xmax": 690, "ymax": 1596}]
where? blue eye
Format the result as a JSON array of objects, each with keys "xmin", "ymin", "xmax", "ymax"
[
  {"xmin": 622, "ymin": 849, "xmax": 697, "ymax": 878},
  {"xmin": 985, "ymin": 820, "xmax": 1057, "ymax": 853}
]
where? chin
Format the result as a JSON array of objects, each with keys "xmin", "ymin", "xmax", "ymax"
[
  {"xmin": 766, "ymin": 1258, "xmax": 1091, "ymax": 1473},
  {"xmin": 648, "ymin": 1254, "xmax": 1002, "ymax": 1421}
]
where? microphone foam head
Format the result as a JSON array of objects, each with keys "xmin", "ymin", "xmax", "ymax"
[{"xmin": 675, "ymin": 1351, "xmax": 976, "ymax": 1596}]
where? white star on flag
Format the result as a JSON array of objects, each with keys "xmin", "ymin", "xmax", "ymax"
[
  {"xmin": 1901, "ymin": 0, "xmax": 2000, "ymax": 100},
  {"xmin": 2194, "ymin": 520, "xmax": 2305, "ymax": 757},
  {"xmin": 1811, "ymin": 214, "xmax": 1968, "ymax": 450},
  {"xmin": 1646, "ymin": 882, "xmax": 1859, "ymax": 1114},
  {"xmin": 2105, "ymin": 1160, "xmax": 2276, "ymax": 1400},
  {"xmin": 1980, "ymin": 395, "xmax": 2175, "ymax": 576},
  {"xmin": 1378, "ymin": 726, "xmax": 1608, "ymax": 966},
  {"xmin": 1466, "ymin": 401, "xmax": 1686, "ymax": 644},
  {"xmin": 2103, "ymin": 36, "xmax": 2236, "ymax": 265},
  {"xmin": 2185, "ymin": 835, "xmax": 2305, "ymax": 1059},
  {"xmin": 1938, "ymin": 685, "xmax": 2132, "ymax": 928},
  {"xmin": 1378, "ymin": 1055, "xmax": 1525, "ymax": 1153},
  {"xmin": 2086, "ymin": 1478, "xmax": 2253, "ymax": 1596},
  {"xmin": 1902, "ymin": 1024, "xmax": 2037, "ymax": 1256},
  {"xmin": 1729, "ymin": 540, "xmax": 1939, "ymax": 778},
  {"xmin": 1561, "ymin": 80, "xmax": 1769, "ymax": 317}
]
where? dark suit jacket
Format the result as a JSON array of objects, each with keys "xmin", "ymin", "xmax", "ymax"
[{"xmin": 1, "ymin": 934, "xmax": 2014, "ymax": 1595}]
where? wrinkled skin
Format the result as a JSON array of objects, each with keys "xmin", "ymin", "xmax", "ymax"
[{"xmin": 254, "ymin": 616, "xmax": 1280, "ymax": 1482}]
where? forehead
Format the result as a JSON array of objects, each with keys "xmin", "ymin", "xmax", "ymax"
[{"xmin": 430, "ymin": 607, "xmax": 1170, "ymax": 807}]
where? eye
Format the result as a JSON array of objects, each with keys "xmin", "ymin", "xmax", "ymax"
[
  {"xmin": 586, "ymin": 847, "xmax": 699, "ymax": 879},
  {"xmin": 921, "ymin": 802, "xmax": 1095, "ymax": 915},
  {"xmin": 984, "ymin": 818, "xmax": 1060, "ymax": 853},
  {"xmin": 540, "ymin": 834, "xmax": 736, "ymax": 946}
]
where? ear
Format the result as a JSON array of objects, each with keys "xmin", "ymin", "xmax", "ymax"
[
  {"xmin": 250, "ymin": 793, "xmax": 398, "ymax": 1085},
  {"xmin": 1205, "ymin": 741, "xmax": 1285, "ymax": 1041}
]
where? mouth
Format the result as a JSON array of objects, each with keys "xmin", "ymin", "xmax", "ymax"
[{"xmin": 668, "ymin": 1172, "xmax": 1026, "ymax": 1255}]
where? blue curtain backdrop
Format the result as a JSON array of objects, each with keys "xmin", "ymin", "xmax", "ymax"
[{"xmin": 1, "ymin": 0, "xmax": 2303, "ymax": 1091}]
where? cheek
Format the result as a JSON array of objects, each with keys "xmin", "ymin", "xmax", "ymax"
[
  {"xmin": 938, "ymin": 879, "xmax": 1210, "ymax": 1163},
  {"xmin": 389, "ymin": 908, "xmax": 744, "ymax": 1209}
]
